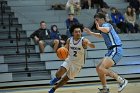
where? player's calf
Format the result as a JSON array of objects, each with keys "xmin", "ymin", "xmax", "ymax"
[{"xmin": 49, "ymin": 77, "xmax": 60, "ymax": 85}]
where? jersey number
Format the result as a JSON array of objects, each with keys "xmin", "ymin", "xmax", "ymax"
[{"xmin": 73, "ymin": 51, "xmax": 77, "ymax": 57}]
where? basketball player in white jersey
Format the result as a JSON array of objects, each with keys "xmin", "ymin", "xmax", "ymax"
[{"xmin": 48, "ymin": 24, "xmax": 95, "ymax": 93}]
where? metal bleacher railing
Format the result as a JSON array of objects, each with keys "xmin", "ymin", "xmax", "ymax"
[{"xmin": 0, "ymin": 1, "xmax": 6, "ymax": 29}]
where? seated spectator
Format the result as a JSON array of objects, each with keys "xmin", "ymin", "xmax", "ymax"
[
  {"xmin": 30, "ymin": 21, "xmax": 60, "ymax": 53},
  {"xmin": 129, "ymin": 0, "xmax": 140, "ymax": 20},
  {"xmin": 51, "ymin": 3, "xmax": 65, "ymax": 10},
  {"xmin": 110, "ymin": 7, "xmax": 127, "ymax": 33},
  {"xmin": 50, "ymin": 25, "xmax": 65, "ymax": 46},
  {"xmin": 66, "ymin": 0, "xmax": 81, "ymax": 15},
  {"xmin": 65, "ymin": 13, "xmax": 79, "ymax": 37},
  {"xmin": 124, "ymin": 6, "xmax": 139, "ymax": 33},
  {"xmin": 81, "ymin": 0, "xmax": 92, "ymax": 9},
  {"xmin": 91, "ymin": 0, "xmax": 103, "ymax": 8}
]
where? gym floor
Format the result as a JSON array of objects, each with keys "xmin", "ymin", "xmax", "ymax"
[{"xmin": 1, "ymin": 81, "xmax": 140, "ymax": 93}]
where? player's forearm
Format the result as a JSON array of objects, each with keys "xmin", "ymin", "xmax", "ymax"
[
  {"xmin": 88, "ymin": 43, "xmax": 95, "ymax": 48},
  {"xmin": 89, "ymin": 32, "xmax": 102, "ymax": 38},
  {"xmin": 97, "ymin": 27, "xmax": 109, "ymax": 33}
]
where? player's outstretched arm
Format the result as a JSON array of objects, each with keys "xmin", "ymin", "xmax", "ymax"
[
  {"xmin": 83, "ymin": 38, "xmax": 95, "ymax": 48},
  {"xmin": 83, "ymin": 27, "xmax": 102, "ymax": 38}
]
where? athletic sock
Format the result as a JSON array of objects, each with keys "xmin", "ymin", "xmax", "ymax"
[{"xmin": 116, "ymin": 76, "xmax": 124, "ymax": 84}]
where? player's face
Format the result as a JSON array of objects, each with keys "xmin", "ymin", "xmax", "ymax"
[
  {"xmin": 40, "ymin": 23, "xmax": 47, "ymax": 29},
  {"xmin": 95, "ymin": 18, "xmax": 102, "ymax": 25},
  {"xmin": 73, "ymin": 28, "xmax": 82, "ymax": 40}
]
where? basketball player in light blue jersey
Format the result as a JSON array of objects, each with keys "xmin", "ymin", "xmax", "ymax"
[
  {"xmin": 48, "ymin": 24, "xmax": 95, "ymax": 93},
  {"xmin": 84, "ymin": 12, "xmax": 128, "ymax": 93}
]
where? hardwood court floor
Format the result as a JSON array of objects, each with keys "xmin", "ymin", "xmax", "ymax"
[{"xmin": 4, "ymin": 82, "xmax": 140, "ymax": 93}]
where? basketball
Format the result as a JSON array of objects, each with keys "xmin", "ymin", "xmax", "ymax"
[{"xmin": 56, "ymin": 47, "xmax": 69, "ymax": 60}]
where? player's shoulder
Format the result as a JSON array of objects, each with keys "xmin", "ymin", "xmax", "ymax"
[{"xmin": 102, "ymin": 22, "xmax": 111, "ymax": 27}]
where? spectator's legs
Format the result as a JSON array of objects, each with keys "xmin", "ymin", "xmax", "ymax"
[
  {"xmin": 126, "ymin": 22, "xmax": 135, "ymax": 33},
  {"xmin": 34, "ymin": 36, "xmax": 39, "ymax": 44},
  {"xmin": 117, "ymin": 22, "xmax": 127, "ymax": 33},
  {"xmin": 134, "ymin": 24, "xmax": 139, "ymax": 33},
  {"xmin": 75, "ymin": 5, "xmax": 81, "ymax": 15},
  {"xmin": 88, "ymin": 0, "xmax": 91, "ymax": 9},
  {"xmin": 70, "ymin": 5, "xmax": 75, "ymax": 14},
  {"xmin": 53, "ymin": 39, "xmax": 59, "ymax": 52},
  {"xmin": 39, "ymin": 40, "xmax": 45, "ymax": 53}
]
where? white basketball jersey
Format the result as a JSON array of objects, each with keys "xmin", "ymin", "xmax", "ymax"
[{"xmin": 67, "ymin": 37, "xmax": 86, "ymax": 66}]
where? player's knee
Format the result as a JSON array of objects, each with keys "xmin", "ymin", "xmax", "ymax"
[
  {"xmin": 54, "ymin": 39, "xmax": 59, "ymax": 44},
  {"xmin": 39, "ymin": 40, "xmax": 44, "ymax": 45},
  {"xmin": 96, "ymin": 65, "xmax": 104, "ymax": 73}
]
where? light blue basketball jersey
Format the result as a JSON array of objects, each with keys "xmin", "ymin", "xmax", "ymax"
[{"xmin": 101, "ymin": 22, "xmax": 122, "ymax": 49}]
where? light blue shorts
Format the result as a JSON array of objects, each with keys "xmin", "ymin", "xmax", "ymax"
[{"xmin": 105, "ymin": 46, "xmax": 123, "ymax": 65}]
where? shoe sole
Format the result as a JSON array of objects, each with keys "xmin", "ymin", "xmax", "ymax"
[
  {"xmin": 118, "ymin": 80, "xmax": 128, "ymax": 92},
  {"xmin": 98, "ymin": 88, "xmax": 110, "ymax": 93}
]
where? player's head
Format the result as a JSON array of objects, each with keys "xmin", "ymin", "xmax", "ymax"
[
  {"xmin": 40, "ymin": 21, "xmax": 47, "ymax": 29},
  {"xmin": 69, "ymin": 24, "xmax": 84, "ymax": 39},
  {"xmin": 94, "ymin": 12, "xmax": 106, "ymax": 25}
]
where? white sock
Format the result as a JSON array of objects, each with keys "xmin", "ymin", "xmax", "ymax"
[
  {"xmin": 117, "ymin": 76, "xmax": 124, "ymax": 84},
  {"xmin": 103, "ymin": 85, "xmax": 108, "ymax": 89}
]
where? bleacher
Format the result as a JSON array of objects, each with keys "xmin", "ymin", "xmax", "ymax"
[{"xmin": 0, "ymin": 0, "xmax": 140, "ymax": 88}]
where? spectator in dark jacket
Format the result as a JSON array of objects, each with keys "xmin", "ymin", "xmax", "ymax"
[
  {"xmin": 110, "ymin": 7, "xmax": 127, "ymax": 33},
  {"xmin": 50, "ymin": 25, "xmax": 65, "ymax": 46},
  {"xmin": 65, "ymin": 13, "xmax": 79, "ymax": 37},
  {"xmin": 30, "ymin": 21, "xmax": 60, "ymax": 53}
]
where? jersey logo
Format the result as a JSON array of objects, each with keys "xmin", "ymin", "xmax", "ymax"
[{"xmin": 70, "ymin": 47, "xmax": 81, "ymax": 50}]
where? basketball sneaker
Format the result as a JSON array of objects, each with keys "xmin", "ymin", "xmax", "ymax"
[
  {"xmin": 49, "ymin": 77, "xmax": 60, "ymax": 85},
  {"xmin": 48, "ymin": 88, "xmax": 55, "ymax": 93},
  {"xmin": 118, "ymin": 79, "xmax": 128, "ymax": 92},
  {"xmin": 97, "ymin": 88, "xmax": 110, "ymax": 93}
]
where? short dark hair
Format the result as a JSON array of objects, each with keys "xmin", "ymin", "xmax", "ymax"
[
  {"xmin": 94, "ymin": 12, "xmax": 106, "ymax": 20},
  {"xmin": 40, "ymin": 21, "xmax": 46, "ymax": 25},
  {"xmin": 69, "ymin": 24, "xmax": 84, "ymax": 36}
]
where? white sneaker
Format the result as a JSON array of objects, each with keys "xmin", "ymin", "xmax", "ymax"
[
  {"xmin": 98, "ymin": 88, "xmax": 110, "ymax": 93},
  {"xmin": 118, "ymin": 79, "xmax": 128, "ymax": 92}
]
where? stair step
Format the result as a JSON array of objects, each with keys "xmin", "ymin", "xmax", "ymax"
[
  {"xmin": 12, "ymin": 70, "xmax": 51, "ymax": 81},
  {"xmin": 0, "ymin": 18, "xmax": 19, "ymax": 25},
  {"xmin": 8, "ymin": 62, "xmax": 46, "ymax": 72},
  {"xmin": 4, "ymin": 54, "xmax": 40, "ymax": 63},
  {"xmin": 0, "ymin": 46, "xmax": 35, "ymax": 55}
]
